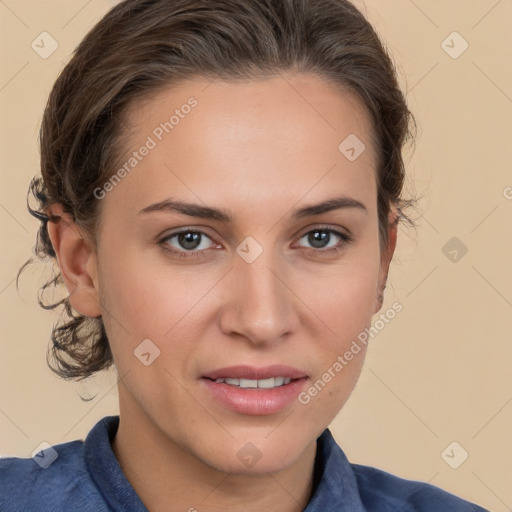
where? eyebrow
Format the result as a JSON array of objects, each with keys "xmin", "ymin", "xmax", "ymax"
[{"xmin": 138, "ymin": 195, "xmax": 367, "ymax": 221}]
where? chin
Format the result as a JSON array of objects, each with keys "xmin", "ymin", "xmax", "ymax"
[
  {"xmin": 198, "ymin": 431, "xmax": 312, "ymax": 476},
  {"xmin": 209, "ymin": 453, "xmax": 299, "ymax": 476}
]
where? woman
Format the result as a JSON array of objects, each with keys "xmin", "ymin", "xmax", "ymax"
[{"xmin": 0, "ymin": 0, "xmax": 489, "ymax": 510}]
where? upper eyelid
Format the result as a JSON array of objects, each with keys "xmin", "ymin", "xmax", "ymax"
[{"xmin": 298, "ymin": 225, "xmax": 351, "ymax": 238}]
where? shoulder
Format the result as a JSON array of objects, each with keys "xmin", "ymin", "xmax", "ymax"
[
  {"xmin": 0, "ymin": 440, "xmax": 108, "ymax": 512},
  {"xmin": 351, "ymin": 463, "xmax": 489, "ymax": 512},
  {"xmin": 310, "ymin": 429, "xmax": 489, "ymax": 511}
]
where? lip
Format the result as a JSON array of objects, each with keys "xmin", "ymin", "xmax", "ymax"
[{"xmin": 201, "ymin": 365, "xmax": 309, "ymax": 416}]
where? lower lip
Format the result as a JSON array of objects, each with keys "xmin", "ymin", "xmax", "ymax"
[{"xmin": 201, "ymin": 377, "xmax": 308, "ymax": 415}]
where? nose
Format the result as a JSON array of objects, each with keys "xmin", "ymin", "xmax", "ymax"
[{"xmin": 218, "ymin": 248, "xmax": 299, "ymax": 346}]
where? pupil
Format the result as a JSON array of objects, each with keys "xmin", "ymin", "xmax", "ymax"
[
  {"xmin": 179, "ymin": 232, "xmax": 201, "ymax": 250},
  {"xmin": 310, "ymin": 230, "xmax": 329, "ymax": 249}
]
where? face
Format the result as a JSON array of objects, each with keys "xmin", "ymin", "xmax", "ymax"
[{"xmin": 74, "ymin": 73, "xmax": 395, "ymax": 474}]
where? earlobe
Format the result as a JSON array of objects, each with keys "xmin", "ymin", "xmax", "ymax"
[{"xmin": 46, "ymin": 204, "xmax": 101, "ymax": 318}]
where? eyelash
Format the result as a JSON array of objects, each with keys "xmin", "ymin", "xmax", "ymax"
[{"xmin": 158, "ymin": 226, "xmax": 352, "ymax": 259}]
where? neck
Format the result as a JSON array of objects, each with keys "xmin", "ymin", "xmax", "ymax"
[{"xmin": 111, "ymin": 394, "xmax": 317, "ymax": 512}]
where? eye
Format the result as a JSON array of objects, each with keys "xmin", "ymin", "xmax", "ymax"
[
  {"xmin": 160, "ymin": 229, "xmax": 216, "ymax": 257},
  {"xmin": 159, "ymin": 225, "xmax": 352, "ymax": 260},
  {"xmin": 295, "ymin": 226, "xmax": 352, "ymax": 254}
]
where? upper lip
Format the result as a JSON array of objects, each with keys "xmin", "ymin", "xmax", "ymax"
[{"xmin": 202, "ymin": 364, "xmax": 308, "ymax": 381}]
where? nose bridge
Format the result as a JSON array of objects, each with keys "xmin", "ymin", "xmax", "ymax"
[{"xmin": 220, "ymin": 243, "xmax": 297, "ymax": 344}]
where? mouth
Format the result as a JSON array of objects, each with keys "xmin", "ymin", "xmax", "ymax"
[
  {"xmin": 201, "ymin": 365, "xmax": 309, "ymax": 415},
  {"xmin": 205, "ymin": 376, "xmax": 295, "ymax": 389},
  {"xmin": 202, "ymin": 364, "xmax": 308, "ymax": 381}
]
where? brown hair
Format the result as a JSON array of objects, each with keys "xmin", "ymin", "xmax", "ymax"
[{"xmin": 18, "ymin": 0, "xmax": 416, "ymax": 380}]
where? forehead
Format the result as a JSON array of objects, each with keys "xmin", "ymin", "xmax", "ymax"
[
  {"xmin": 125, "ymin": 72, "xmax": 376, "ymax": 153},
  {"xmin": 106, "ymin": 73, "xmax": 378, "ymax": 219}
]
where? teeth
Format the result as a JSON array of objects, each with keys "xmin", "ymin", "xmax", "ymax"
[
  {"xmin": 258, "ymin": 377, "xmax": 276, "ymax": 389},
  {"xmin": 274, "ymin": 377, "xmax": 285, "ymax": 386},
  {"xmin": 213, "ymin": 377, "xmax": 293, "ymax": 388},
  {"xmin": 239, "ymin": 379, "xmax": 258, "ymax": 388}
]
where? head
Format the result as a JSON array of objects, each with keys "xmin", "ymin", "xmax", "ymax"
[{"xmin": 21, "ymin": 0, "xmax": 415, "ymax": 474}]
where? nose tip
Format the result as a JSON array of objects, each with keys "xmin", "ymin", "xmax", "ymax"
[{"xmin": 219, "ymin": 259, "xmax": 298, "ymax": 346}]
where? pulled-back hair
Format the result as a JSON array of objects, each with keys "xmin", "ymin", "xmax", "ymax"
[{"xmin": 18, "ymin": 0, "xmax": 416, "ymax": 380}]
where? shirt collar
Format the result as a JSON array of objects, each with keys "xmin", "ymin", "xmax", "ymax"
[
  {"xmin": 85, "ymin": 416, "xmax": 364, "ymax": 511},
  {"xmin": 304, "ymin": 428, "xmax": 365, "ymax": 511},
  {"xmin": 84, "ymin": 416, "xmax": 148, "ymax": 511}
]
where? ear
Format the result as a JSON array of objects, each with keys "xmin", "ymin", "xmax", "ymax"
[
  {"xmin": 374, "ymin": 208, "xmax": 398, "ymax": 314},
  {"xmin": 46, "ymin": 203, "xmax": 101, "ymax": 318}
]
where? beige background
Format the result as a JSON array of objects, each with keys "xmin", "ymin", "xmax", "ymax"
[{"xmin": 1, "ymin": 1, "xmax": 511, "ymax": 511}]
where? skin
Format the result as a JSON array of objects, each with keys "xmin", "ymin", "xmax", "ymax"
[{"xmin": 47, "ymin": 72, "xmax": 397, "ymax": 512}]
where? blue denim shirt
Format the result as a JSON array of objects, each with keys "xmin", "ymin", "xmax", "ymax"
[{"xmin": 0, "ymin": 415, "xmax": 489, "ymax": 511}]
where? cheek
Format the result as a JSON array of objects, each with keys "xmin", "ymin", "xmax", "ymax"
[
  {"xmin": 98, "ymin": 248, "xmax": 190, "ymax": 329},
  {"xmin": 97, "ymin": 249, "xmax": 217, "ymax": 371},
  {"xmin": 296, "ymin": 273, "xmax": 374, "ymax": 425},
  {"xmin": 298, "ymin": 252, "xmax": 379, "ymax": 394},
  {"xmin": 301, "ymin": 257, "xmax": 379, "ymax": 338}
]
